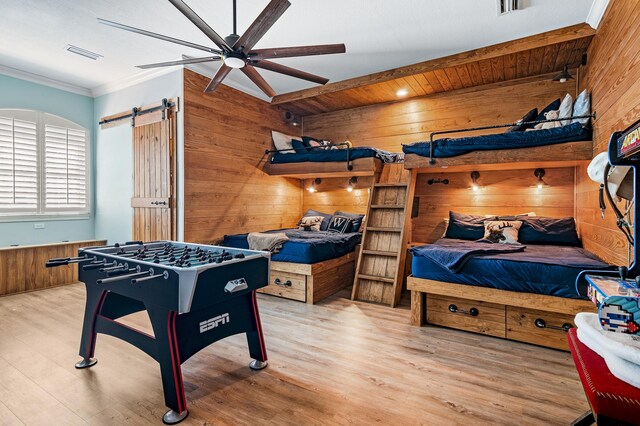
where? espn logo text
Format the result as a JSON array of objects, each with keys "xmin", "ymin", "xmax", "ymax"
[{"xmin": 199, "ymin": 313, "xmax": 230, "ymax": 333}]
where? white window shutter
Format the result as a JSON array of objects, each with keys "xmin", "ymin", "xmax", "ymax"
[
  {"xmin": 0, "ymin": 115, "xmax": 38, "ymax": 212},
  {"xmin": 44, "ymin": 124, "xmax": 87, "ymax": 211}
]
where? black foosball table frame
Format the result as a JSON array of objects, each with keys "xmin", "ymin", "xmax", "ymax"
[{"xmin": 47, "ymin": 241, "xmax": 271, "ymax": 424}]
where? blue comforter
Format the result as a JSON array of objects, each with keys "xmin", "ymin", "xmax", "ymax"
[
  {"xmin": 271, "ymin": 147, "xmax": 402, "ymax": 164},
  {"xmin": 223, "ymin": 229, "xmax": 361, "ymax": 263},
  {"xmin": 410, "ymin": 239, "xmax": 525, "ymax": 272},
  {"xmin": 402, "ymin": 122, "xmax": 591, "ymax": 158}
]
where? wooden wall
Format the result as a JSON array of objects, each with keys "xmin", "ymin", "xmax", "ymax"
[
  {"xmin": 302, "ymin": 77, "xmax": 575, "ymax": 152},
  {"xmin": 302, "ymin": 177, "xmax": 373, "ymax": 215},
  {"xmin": 183, "ymin": 70, "xmax": 303, "ymax": 242},
  {"xmin": 412, "ymin": 168, "xmax": 575, "ymax": 243},
  {"xmin": 0, "ymin": 240, "xmax": 106, "ymax": 296},
  {"xmin": 574, "ymin": 0, "xmax": 640, "ymax": 265}
]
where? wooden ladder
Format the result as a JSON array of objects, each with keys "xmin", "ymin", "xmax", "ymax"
[{"xmin": 351, "ymin": 164, "xmax": 416, "ymax": 307}]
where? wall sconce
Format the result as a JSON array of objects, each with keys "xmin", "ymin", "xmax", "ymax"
[
  {"xmin": 308, "ymin": 178, "xmax": 321, "ymax": 193},
  {"xmin": 552, "ymin": 65, "xmax": 574, "ymax": 83},
  {"xmin": 533, "ymin": 168, "xmax": 548, "ymax": 188},
  {"xmin": 284, "ymin": 111, "xmax": 301, "ymax": 127},
  {"xmin": 347, "ymin": 176, "xmax": 358, "ymax": 192},
  {"xmin": 470, "ymin": 171, "xmax": 480, "ymax": 191}
]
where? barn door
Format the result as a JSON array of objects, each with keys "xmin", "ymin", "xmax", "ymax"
[{"xmin": 131, "ymin": 109, "xmax": 176, "ymax": 242}]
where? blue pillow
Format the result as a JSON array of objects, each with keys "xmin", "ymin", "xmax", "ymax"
[
  {"xmin": 534, "ymin": 99, "xmax": 561, "ymax": 122},
  {"xmin": 334, "ymin": 210, "xmax": 365, "ymax": 232},
  {"xmin": 519, "ymin": 217, "xmax": 581, "ymax": 246},
  {"xmin": 445, "ymin": 211, "xmax": 498, "ymax": 240},
  {"xmin": 291, "ymin": 139, "xmax": 309, "ymax": 153},
  {"xmin": 303, "ymin": 209, "xmax": 332, "ymax": 231},
  {"xmin": 506, "ymin": 108, "xmax": 538, "ymax": 132}
]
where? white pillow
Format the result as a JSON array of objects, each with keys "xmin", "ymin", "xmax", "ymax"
[
  {"xmin": 298, "ymin": 215, "xmax": 324, "ymax": 231},
  {"xmin": 558, "ymin": 94, "xmax": 573, "ymax": 126},
  {"xmin": 483, "ymin": 220, "xmax": 523, "ymax": 244},
  {"xmin": 572, "ymin": 89, "xmax": 591, "ymax": 125},
  {"xmin": 271, "ymin": 130, "xmax": 296, "ymax": 154}
]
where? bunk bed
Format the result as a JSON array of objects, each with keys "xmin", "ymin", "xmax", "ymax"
[
  {"xmin": 222, "ymin": 212, "xmax": 365, "ymax": 304},
  {"xmin": 408, "ymin": 214, "xmax": 611, "ymax": 350},
  {"xmin": 263, "ymin": 142, "xmax": 389, "ymax": 178}
]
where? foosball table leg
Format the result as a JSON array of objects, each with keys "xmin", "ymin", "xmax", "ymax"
[
  {"xmin": 247, "ymin": 291, "xmax": 269, "ymax": 370},
  {"xmin": 76, "ymin": 288, "xmax": 107, "ymax": 369}
]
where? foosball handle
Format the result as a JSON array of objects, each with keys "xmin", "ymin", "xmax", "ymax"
[{"xmin": 46, "ymin": 260, "xmax": 69, "ymax": 268}]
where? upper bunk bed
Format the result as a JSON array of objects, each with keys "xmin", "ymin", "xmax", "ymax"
[
  {"xmin": 263, "ymin": 131, "xmax": 397, "ymax": 178},
  {"xmin": 403, "ymin": 94, "xmax": 595, "ymax": 172}
]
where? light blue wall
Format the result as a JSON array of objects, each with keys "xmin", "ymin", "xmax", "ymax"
[
  {"xmin": 0, "ymin": 74, "xmax": 95, "ymax": 246},
  {"xmin": 94, "ymin": 69, "xmax": 183, "ymax": 245}
]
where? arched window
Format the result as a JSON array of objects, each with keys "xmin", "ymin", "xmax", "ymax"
[{"xmin": 0, "ymin": 109, "xmax": 89, "ymax": 217}]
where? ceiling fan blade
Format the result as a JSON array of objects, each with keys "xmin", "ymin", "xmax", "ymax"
[
  {"xmin": 234, "ymin": 0, "xmax": 290, "ymax": 52},
  {"xmin": 136, "ymin": 57, "xmax": 221, "ymax": 69},
  {"xmin": 251, "ymin": 60, "xmax": 329, "ymax": 85},
  {"xmin": 97, "ymin": 18, "xmax": 221, "ymax": 54},
  {"xmin": 167, "ymin": 0, "xmax": 231, "ymax": 50},
  {"xmin": 249, "ymin": 44, "xmax": 346, "ymax": 61},
  {"xmin": 241, "ymin": 66, "xmax": 276, "ymax": 98},
  {"xmin": 204, "ymin": 64, "xmax": 232, "ymax": 93}
]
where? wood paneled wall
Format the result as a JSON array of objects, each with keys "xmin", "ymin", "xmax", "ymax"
[
  {"xmin": 183, "ymin": 70, "xmax": 303, "ymax": 242},
  {"xmin": 412, "ymin": 168, "xmax": 575, "ymax": 243},
  {"xmin": 302, "ymin": 77, "xmax": 575, "ymax": 152},
  {"xmin": 302, "ymin": 177, "xmax": 373, "ymax": 215},
  {"xmin": 575, "ymin": 0, "xmax": 640, "ymax": 265},
  {"xmin": 0, "ymin": 240, "xmax": 106, "ymax": 296}
]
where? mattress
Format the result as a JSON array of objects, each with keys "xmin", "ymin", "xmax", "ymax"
[
  {"xmin": 411, "ymin": 239, "xmax": 610, "ymax": 299},
  {"xmin": 270, "ymin": 147, "xmax": 377, "ymax": 164},
  {"xmin": 402, "ymin": 122, "xmax": 592, "ymax": 158},
  {"xmin": 222, "ymin": 229, "xmax": 361, "ymax": 264}
]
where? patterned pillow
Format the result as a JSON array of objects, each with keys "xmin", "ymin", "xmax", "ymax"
[
  {"xmin": 483, "ymin": 220, "xmax": 523, "ymax": 244},
  {"xmin": 297, "ymin": 215, "xmax": 324, "ymax": 231},
  {"xmin": 327, "ymin": 215, "xmax": 353, "ymax": 233}
]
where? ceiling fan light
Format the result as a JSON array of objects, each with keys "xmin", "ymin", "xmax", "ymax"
[{"xmin": 224, "ymin": 54, "xmax": 245, "ymax": 69}]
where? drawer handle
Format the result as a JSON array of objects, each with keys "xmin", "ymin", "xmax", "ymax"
[
  {"xmin": 274, "ymin": 278, "xmax": 292, "ymax": 287},
  {"xmin": 448, "ymin": 304, "xmax": 479, "ymax": 317},
  {"xmin": 534, "ymin": 318, "xmax": 573, "ymax": 332}
]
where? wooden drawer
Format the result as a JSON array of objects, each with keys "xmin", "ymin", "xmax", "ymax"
[
  {"xmin": 506, "ymin": 306, "xmax": 575, "ymax": 351},
  {"xmin": 258, "ymin": 271, "xmax": 307, "ymax": 302},
  {"xmin": 426, "ymin": 295, "xmax": 506, "ymax": 338}
]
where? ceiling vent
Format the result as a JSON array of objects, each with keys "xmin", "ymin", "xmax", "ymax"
[
  {"xmin": 498, "ymin": 0, "xmax": 520, "ymax": 15},
  {"xmin": 64, "ymin": 45, "xmax": 103, "ymax": 60}
]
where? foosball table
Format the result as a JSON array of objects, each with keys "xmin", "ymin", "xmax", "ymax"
[{"xmin": 46, "ymin": 241, "xmax": 271, "ymax": 424}]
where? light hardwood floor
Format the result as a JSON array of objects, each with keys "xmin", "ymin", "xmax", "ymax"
[{"xmin": 0, "ymin": 284, "xmax": 588, "ymax": 425}]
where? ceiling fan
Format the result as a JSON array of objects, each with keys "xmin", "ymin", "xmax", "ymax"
[{"xmin": 98, "ymin": 0, "xmax": 346, "ymax": 97}]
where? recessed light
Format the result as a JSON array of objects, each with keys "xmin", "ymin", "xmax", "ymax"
[
  {"xmin": 396, "ymin": 89, "xmax": 409, "ymax": 97},
  {"xmin": 65, "ymin": 45, "xmax": 103, "ymax": 60}
]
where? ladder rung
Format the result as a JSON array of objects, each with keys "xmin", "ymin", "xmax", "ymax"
[
  {"xmin": 370, "ymin": 204, "xmax": 404, "ymax": 209},
  {"xmin": 373, "ymin": 183, "xmax": 408, "ymax": 188},
  {"xmin": 366, "ymin": 227, "xmax": 402, "ymax": 232},
  {"xmin": 357, "ymin": 274, "xmax": 394, "ymax": 283},
  {"xmin": 362, "ymin": 250, "xmax": 397, "ymax": 257}
]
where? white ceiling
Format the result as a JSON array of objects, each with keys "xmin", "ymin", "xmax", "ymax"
[{"xmin": 0, "ymin": 0, "xmax": 598, "ymax": 99}]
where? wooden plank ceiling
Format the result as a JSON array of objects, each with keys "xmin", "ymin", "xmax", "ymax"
[{"xmin": 271, "ymin": 23, "xmax": 595, "ymax": 116}]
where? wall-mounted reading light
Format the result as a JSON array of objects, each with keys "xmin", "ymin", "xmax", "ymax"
[
  {"xmin": 552, "ymin": 65, "xmax": 574, "ymax": 83},
  {"xmin": 470, "ymin": 171, "xmax": 480, "ymax": 191},
  {"xmin": 308, "ymin": 178, "xmax": 322, "ymax": 193},
  {"xmin": 347, "ymin": 176, "xmax": 358, "ymax": 192},
  {"xmin": 396, "ymin": 88, "xmax": 409, "ymax": 97},
  {"xmin": 533, "ymin": 168, "xmax": 548, "ymax": 188}
]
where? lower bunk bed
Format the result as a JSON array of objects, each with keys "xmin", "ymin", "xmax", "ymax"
[
  {"xmin": 223, "ymin": 228, "xmax": 361, "ymax": 304},
  {"xmin": 407, "ymin": 239, "xmax": 611, "ymax": 350}
]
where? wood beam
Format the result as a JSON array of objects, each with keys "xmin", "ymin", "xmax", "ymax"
[{"xmin": 271, "ymin": 23, "xmax": 595, "ymax": 105}]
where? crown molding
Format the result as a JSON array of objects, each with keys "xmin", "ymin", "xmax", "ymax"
[
  {"xmin": 0, "ymin": 64, "xmax": 92, "ymax": 97},
  {"xmin": 586, "ymin": 0, "xmax": 610, "ymax": 29},
  {"xmin": 91, "ymin": 66, "xmax": 181, "ymax": 97}
]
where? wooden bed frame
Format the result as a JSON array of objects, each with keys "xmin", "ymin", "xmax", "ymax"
[
  {"xmin": 259, "ymin": 251, "xmax": 356, "ymax": 304},
  {"xmin": 263, "ymin": 157, "xmax": 383, "ymax": 178},
  {"xmin": 408, "ymin": 276, "xmax": 596, "ymax": 351},
  {"xmin": 404, "ymin": 140, "xmax": 593, "ymax": 172}
]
